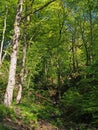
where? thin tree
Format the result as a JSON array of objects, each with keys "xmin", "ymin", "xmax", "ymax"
[
  {"xmin": 0, "ymin": 6, "xmax": 8, "ymax": 65},
  {"xmin": 4, "ymin": 0, "xmax": 23, "ymax": 106}
]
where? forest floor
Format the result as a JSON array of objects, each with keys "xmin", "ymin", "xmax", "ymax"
[
  {"xmin": 0, "ymin": 104, "xmax": 97, "ymax": 130},
  {"xmin": 1, "ymin": 118, "xmax": 61, "ymax": 130},
  {"xmin": 1, "ymin": 119, "xmax": 97, "ymax": 130},
  {"xmin": 0, "ymin": 106, "xmax": 61, "ymax": 130},
  {"xmin": 1, "ymin": 115, "xmax": 97, "ymax": 130}
]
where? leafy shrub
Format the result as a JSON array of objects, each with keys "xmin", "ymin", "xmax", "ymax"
[
  {"xmin": 60, "ymin": 89, "xmax": 82, "ymax": 121},
  {"xmin": 60, "ymin": 88, "xmax": 98, "ymax": 125}
]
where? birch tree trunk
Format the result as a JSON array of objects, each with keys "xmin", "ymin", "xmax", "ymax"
[
  {"xmin": 4, "ymin": 0, "xmax": 23, "ymax": 106},
  {"xmin": 16, "ymin": 0, "xmax": 30, "ymax": 104},
  {"xmin": 16, "ymin": 42, "xmax": 27, "ymax": 104}
]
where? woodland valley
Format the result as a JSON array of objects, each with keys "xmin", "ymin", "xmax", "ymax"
[{"xmin": 0, "ymin": 0, "xmax": 98, "ymax": 129}]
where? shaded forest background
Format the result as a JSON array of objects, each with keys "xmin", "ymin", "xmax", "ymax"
[{"xmin": 0, "ymin": 0, "xmax": 98, "ymax": 129}]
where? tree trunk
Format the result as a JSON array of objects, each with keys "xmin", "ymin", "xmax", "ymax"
[
  {"xmin": 79, "ymin": 14, "xmax": 90, "ymax": 66},
  {"xmin": 89, "ymin": 9, "xmax": 93, "ymax": 64},
  {"xmin": 4, "ymin": 0, "xmax": 23, "ymax": 106},
  {"xmin": 16, "ymin": 42, "xmax": 27, "ymax": 104},
  {"xmin": 0, "ymin": 6, "xmax": 8, "ymax": 65},
  {"xmin": 81, "ymin": 29, "xmax": 90, "ymax": 66},
  {"xmin": 72, "ymin": 36, "xmax": 76, "ymax": 72},
  {"xmin": 16, "ymin": 84, "xmax": 22, "ymax": 104},
  {"xmin": 16, "ymin": 0, "xmax": 30, "ymax": 104}
]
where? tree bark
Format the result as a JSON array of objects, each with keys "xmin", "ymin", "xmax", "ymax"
[
  {"xmin": 89, "ymin": 9, "xmax": 93, "ymax": 64},
  {"xmin": 4, "ymin": 0, "xmax": 23, "ymax": 106},
  {"xmin": 16, "ymin": 0, "xmax": 30, "ymax": 104},
  {"xmin": 72, "ymin": 36, "xmax": 76, "ymax": 72},
  {"xmin": 0, "ymin": 6, "xmax": 8, "ymax": 65},
  {"xmin": 16, "ymin": 42, "xmax": 27, "ymax": 104}
]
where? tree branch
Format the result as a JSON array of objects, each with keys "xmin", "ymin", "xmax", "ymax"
[{"xmin": 22, "ymin": 0, "xmax": 56, "ymax": 20}]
